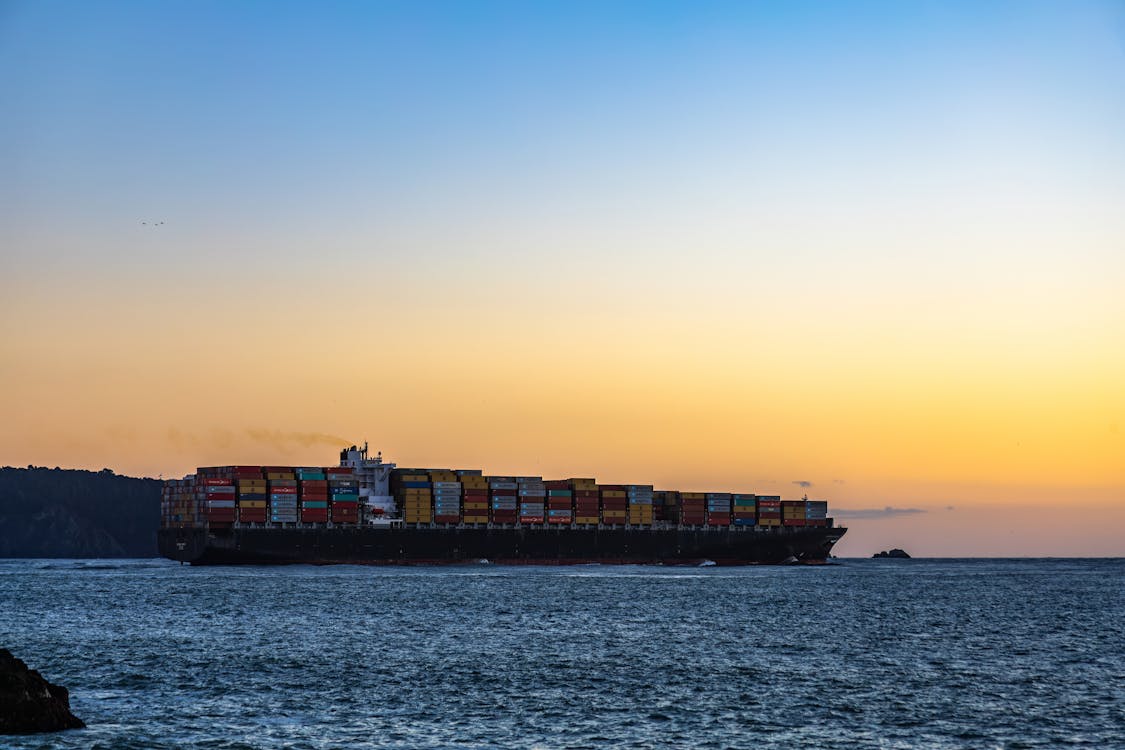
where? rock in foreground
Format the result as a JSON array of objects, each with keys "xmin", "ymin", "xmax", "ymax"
[
  {"xmin": 0, "ymin": 649, "xmax": 85, "ymax": 734},
  {"xmin": 873, "ymin": 548, "xmax": 911, "ymax": 559}
]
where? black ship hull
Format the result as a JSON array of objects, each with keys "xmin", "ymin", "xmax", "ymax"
[{"xmin": 158, "ymin": 524, "xmax": 846, "ymax": 565}]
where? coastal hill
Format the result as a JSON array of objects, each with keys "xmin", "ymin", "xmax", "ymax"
[{"xmin": 0, "ymin": 467, "xmax": 160, "ymax": 557}]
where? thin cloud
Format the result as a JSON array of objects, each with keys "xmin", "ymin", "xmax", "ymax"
[
  {"xmin": 832, "ymin": 506, "xmax": 926, "ymax": 519},
  {"xmin": 792, "ymin": 480, "xmax": 813, "ymax": 488}
]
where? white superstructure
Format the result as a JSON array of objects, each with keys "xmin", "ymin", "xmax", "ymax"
[{"xmin": 338, "ymin": 442, "xmax": 398, "ymax": 525}]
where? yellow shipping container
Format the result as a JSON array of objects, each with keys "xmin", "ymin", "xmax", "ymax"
[
  {"xmin": 602, "ymin": 510, "xmax": 627, "ymax": 519},
  {"xmin": 463, "ymin": 502, "xmax": 488, "ymax": 510},
  {"xmin": 601, "ymin": 490, "xmax": 626, "ymax": 498},
  {"xmin": 463, "ymin": 515, "xmax": 489, "ymax": 523},
  {"xmin": 266, "ymin": 472, "xmax": 295, "ymax": 480},
  {"xmin": 681, "ymin": 492, "xmax": 705, "ymax": 500},
  {"xmin": 576, "ymin": 516, "xmax": 600, "ymax": 524},
  {"xmin": 239, "ymin": 501, "xmax": 267, "ymax": 509},
  {"xmin": 400, "ymin": 474, "xmax": 429, "ymax": 482},
  {"xmin": 400, "ymin": 488, "xmax": 432, "ymax": 497}
]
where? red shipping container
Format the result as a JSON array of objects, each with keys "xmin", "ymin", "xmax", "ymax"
[
  {"xmin": 573, "ymin": 490, "xmax": 599, "ymax": 498},
  {"xmin": 492, "ymin": 488, "xmax": 517, "ymax": 496},
  {"xmin": 548, "ymin": 499, "xmax": 572, "ymax": 509},
  {"xmin": 300, "ymin": 480, "xmax": 328, "ymax": 488},
  {"xmin": 463, "ymin": 488, "xmax": 488, "ymax": 496},
  {"xmin": 783, "ymin": 518, "xmax": 807, "ymax": 526},
  {"xmin": 434, "ymin": 515, "xmax": 460, "ymax": 523},
  {"xmin": 600, "ymin": 485, "xmax": 626, "ymax": 492},
  {"xmin": 270, "ymin": 487, "xmax": 298, "ymax": 494},
  {"xmin": 807, "ymin": 519, "xmax": 827, "ymax": 527},
  {"xmin": 200, "ymin": 478, "xmax": 231, "ymax": 486},
  {"xmin": 544, "ymin": 480, "xmax": 569, "ymax": 489},
  {"xmin": 325, "ymin": 467, "xmax": 354, "ymax": 474}
]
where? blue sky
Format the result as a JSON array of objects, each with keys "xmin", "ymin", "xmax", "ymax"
[{"xmin": 2, "ymin": 1, "xmax": 1124, "ymax": 555}]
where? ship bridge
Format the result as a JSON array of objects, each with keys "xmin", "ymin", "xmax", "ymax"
[{"xmin": 339, "ymin": 443, "xmax": 398, "ymax": 524}]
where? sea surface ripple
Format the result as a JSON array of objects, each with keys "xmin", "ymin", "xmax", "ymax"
[{"xmin": 1, "ymin": 558, "xmax": 1122, "ymax": 749}]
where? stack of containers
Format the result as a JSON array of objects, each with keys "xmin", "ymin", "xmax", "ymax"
[
  {"xmin": 430, "ymin": 469, "xmax": 462, "ymax": 524},
  {"xmin": 756, "ymin": 495, "xmax": 782, "ymax": 526},
  {"xmin": 544, "ymin": 480, "xmax": 573, "ymax": 525},
  {"xmin": 235, "ymin": 468, "xmax": 267, "ymax": 524},
  {"xmin": 161, "ymin": 478, "xmax": 201, "ymax": 527},
  {"xmin": 652, "ymin": 491, "xmax": 680, "ymax": 523},
  {"xmin": 517, "ymin": 476, "xmax": 546, "ymax": 525},
  {"xmin": 297, "ymin": 467, "xmax": 328, "ymax": 523},
  {"xmin": 159, "ymin": 481, "xmax": 172, "ymax": 527},
  {"xmin": 679, "ymin": 492, "xmax": 706, "ymax": 526},
  {"xmin": 627, "ymin": 485, "xmax": 654, "ymax": 526},
  {"xmin": 570, "ymin": 478, "xmax": 599, "ymax": 525},
  {"xmin": 489, "ymin": 476, "xmax": 517, "ymax": 524},
  {"xmin": 327, "ymin": 466, "xmax": 359, "ymax": 524},
  {"xmin": 395, "ymin": 471, "xmax": 433, "ymax": 524},
  {"xmin": 600, "ymin": 485, "xmax": 627, "ymax": 525},
  {"xmin": 266, "ymin": 467, "xmax": 298, "ymax": 524},
  {"xmin": 781, "ymin": 500, "xmax": 806, "ymax": 526},
  {"xmin": 200, "ymin": 475, "xmax": 236, "ymax": 527},
  {"xmin": 732, "ymin": 494, "xmax": 757, "ymax": 526},
  {"xmin": 458, "ymin": 470, "xmax": 489, "ymax": 524},
  {"xmin": 706, "ymin": 493, "xmax": 732, "ymax": 526},
  {"xmin": 805, "ymin": 499, "xmax": 828, "ymax": 527}
]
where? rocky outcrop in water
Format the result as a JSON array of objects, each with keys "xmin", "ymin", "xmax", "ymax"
[
  {"xmin": 873, "ymin": 548, "xmax": 911, "ymax": 559},
  {"xmin": 0, "ymin": 649, "xmax": 85, "ymax": 734}
]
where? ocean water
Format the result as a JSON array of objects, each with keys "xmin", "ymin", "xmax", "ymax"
[{"xmin": 1, "ymin": 559, "xmax": 1122, "ymax": 749}]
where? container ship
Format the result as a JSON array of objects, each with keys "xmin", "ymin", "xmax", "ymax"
[{"xmin": 158, "ymin": 444, "xmax": 846, "ymax": 565}]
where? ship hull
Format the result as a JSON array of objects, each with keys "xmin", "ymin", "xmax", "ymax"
[{"xmin": 158, "ymin": 525, "xmax": 846, "ymax": 566}]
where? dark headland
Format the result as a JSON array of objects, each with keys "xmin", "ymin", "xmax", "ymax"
[{"xmin": 0, "ymin": 466, "xmax": 160, "ymax": 557}]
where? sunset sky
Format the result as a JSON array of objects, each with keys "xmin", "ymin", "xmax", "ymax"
[{"xmin": 2, "ymin": 1, "xmax": 1123, "ymax": 555}]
